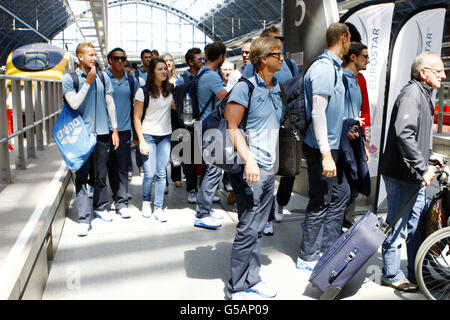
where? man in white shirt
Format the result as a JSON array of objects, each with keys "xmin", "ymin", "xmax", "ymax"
[{"xmin": 225, "ymin": 39, "xmax": 252, "ymax": 92}]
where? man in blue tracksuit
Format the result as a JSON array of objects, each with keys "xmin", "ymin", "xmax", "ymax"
[
  {"xmin": 296, "ymin": 23, "xmax": 351, "ymax": 271},
  {"xmin": 105, "ymin": 47, "xmax": 139, "ymax": 219},
  {"xmin": 240, "ymin": 25, "xmax": 299, "ymax": 236},
  {"xmin": 193, "ymin": 42, "xmax": 228, "ymax": 230}
]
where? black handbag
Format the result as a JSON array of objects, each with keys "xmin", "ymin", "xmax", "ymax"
[
  {"xmin": 276, "ymin": 126, "xmax": 302, "ymax": 176},
  {"xmin": 275, "ymin": 84, "xmax": 303, "ymax": 177}
]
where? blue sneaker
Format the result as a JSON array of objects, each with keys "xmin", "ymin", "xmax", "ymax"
[
  {"xmin": 212, "ymin": 196, "xmax": 221, "ymax": 203},
  {"xmin": 296, "ymin": 257, "xmax": 317, "ymax": 271},
  {"xmin": 194, "ymin": 216, "xmax": 221, "ymax": 229}
]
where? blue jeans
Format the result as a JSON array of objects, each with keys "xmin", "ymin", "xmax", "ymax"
[
  {"xmin": 382, "ymin": 176, "xmax": 426, "ymax": 283},
  {"xmin": 141, "ymin": 134, "xmax": 171, "ymax": 209}
]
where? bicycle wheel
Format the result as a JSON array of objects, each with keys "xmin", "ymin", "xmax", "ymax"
[{"xmin": 415, "ymin": 226, "xmax": 450, "ymax": 300}]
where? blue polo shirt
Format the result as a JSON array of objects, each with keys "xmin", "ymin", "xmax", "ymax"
[
  {"xmin": 342, "ymin": 69, "xmax": 362, "ymax": 119},
  {"xmin": 241, "ymin": 58, "xmax": 299, "ymax": 84},
  {"xmin": 133, "ymin": 66, "xmax": 147, "ymax": 83},
  {"xmin": 227, "ymin": 74, "xmax": 284, "ymax": 169},
  {"xmin": 62, "ymin": 68, "xmax": 114, "ymax": 135},
  {"xmin": 196, "ymin": 66, "xmax": 225, "ymax": 121},
  {"xmin": 105, "ymin": 69, "xmax": 139, "ymax": 132},
  {"xmin": 303, "ymin": 49, "xmax": 346, "ymax": 151}
]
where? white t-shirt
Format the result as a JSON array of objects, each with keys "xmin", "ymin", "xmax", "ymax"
[{"xmin": 135, "ymin": 88, "xmax": 172, "ymax": 136}]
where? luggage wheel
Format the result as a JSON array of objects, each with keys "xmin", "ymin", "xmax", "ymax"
[{"xmin": 320, "ymin": 287, "xmax": 341, "ymax": 300}]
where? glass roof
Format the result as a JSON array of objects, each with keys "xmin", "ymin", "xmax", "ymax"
[{"xmin": 67, "ymin": 0, "xmax": 225, "ymax": 21}]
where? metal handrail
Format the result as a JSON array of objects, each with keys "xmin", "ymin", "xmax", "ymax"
[{"xmin": 0, "ymin": 75, "xmax": 63, "ymax": 185}]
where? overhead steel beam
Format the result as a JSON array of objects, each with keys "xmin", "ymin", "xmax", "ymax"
[
  {"xmin": 89, "ymin": 0, "xmax": 108, "ymax": 68},
  {"xmin": 0, "ymin": 3, "xmax": 51, "ymax": 42}
]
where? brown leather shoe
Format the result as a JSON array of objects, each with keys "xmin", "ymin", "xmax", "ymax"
[
  {"xmin": 381, "ymin": 278, "xmax": 418, "ymax": 292},
  {"xmin": 228, "ymin": 190, "xmax": 235, "ymax": 204}
]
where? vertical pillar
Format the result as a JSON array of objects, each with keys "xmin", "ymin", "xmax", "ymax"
[
  {"xmin": 34, "ymin": 81, "xmax": 44, "ymax": 150},
  {"xmin": 0, "ymin": 78, "xmax": 11, "ymax": 183},
  {"xmin": 11, "ymin": 79, "xmax": 25, "ymax": 169},
  {"xmin": 24, "ymin": 80, "xmax": 36, "ymax": 159}
]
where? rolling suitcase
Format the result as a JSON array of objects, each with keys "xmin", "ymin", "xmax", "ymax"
[{"xmin": 309, "ymin": 186, "xmax": 422, "ymax": 300}]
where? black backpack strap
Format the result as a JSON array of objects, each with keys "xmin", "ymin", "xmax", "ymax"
[
  {"xmin": 198, "ymin": 93, "xmax": 215, "ymax": 120},
  {"xmin": 342, "ymin": 74, "xmax": 356, "ymax": 119},
  {"xmin": 64, "ymin": 72, "xmax": 79, "ymax": 105},
  {"xmin": 141, "ymin": 86, "xmax": 150, "ymax": 122},
  {"xmin": 306, "ymin": 55, "xmax": 337, "ymax": 87},
  {"xmin": 194, "ymin": 68, "xmax": 214, "ymax": 120},
  {"xmin": 128, "ymin": 74, "xmax": 135, "ymax": 108},
  {"xmin": 97, "ymin": 71, "xmax": 106, "ymax": 97},
  {"xmin": 69, "ymin": 72, "xmax": 79, "ymax": 92},
  {"xmin": 135, "ymin": 68, "xmax": 140, "ymax": 79},
  {"xmin": 238, "ymin": 78, "xmax": 255, "ymax": 131},
  {"xmin": 284, "ymin": 56, "xmax": 295, "ymax": 77}
]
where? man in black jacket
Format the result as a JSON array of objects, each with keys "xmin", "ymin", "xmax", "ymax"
[{"xmin": 380, "ymin": 52, "xmax": 446, "ymax": 292}]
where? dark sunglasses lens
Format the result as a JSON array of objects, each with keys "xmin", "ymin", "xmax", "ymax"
[{"xmin": 114, "ymin": 56, "xmax": 126, "ymax": 62}]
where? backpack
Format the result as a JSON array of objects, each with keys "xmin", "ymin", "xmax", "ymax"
[
  {"xmin": 284, "ymin": 56, "xmax": 296, "ymax": 77},
  {"xmin": 280, "ymin": 55, "xmax": 338, "ymax": 140},
  {"xmin": 173, "ymin": 68, "xmax": 215, "ymax": 126},
  {"xmin": 199, "ymin": 78, "xmax": 254, "ymax": 173}
]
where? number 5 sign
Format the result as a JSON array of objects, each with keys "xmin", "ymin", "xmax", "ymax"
[{"xmin": 295, "ymin": 0, "xmax": 306, "ymax": 27}]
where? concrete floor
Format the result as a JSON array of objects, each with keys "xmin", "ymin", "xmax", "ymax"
[{"xmin": 42, "ymin": 164, "xmax": 426, "ymax": 301}]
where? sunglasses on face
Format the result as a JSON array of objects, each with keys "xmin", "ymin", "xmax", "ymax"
[
  {"xmin": 267, "ymin": 52, "xmax": 282, "ymax": 59},
  {"xmin": 197, "ymin": 57, "xmax": 205, "ymax": 62},
  {"xmin": 242, "ymin": 50, "xmax": 250, "ymax": 55},
  {"xmin": 113, "ymin": 56, "xmax": 127, "ymax": 62},
  {"xmin": 359, "ymin": 54, "xmax": 369, "ymax": 59},
  {"xmin": 274, "ymin": 36, "xmax": 284, "ymax": 42}
]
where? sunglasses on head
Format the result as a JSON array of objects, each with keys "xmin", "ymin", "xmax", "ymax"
[
  {"xmin": 113, "ymin": 56, "xmax": 127, "ymax": 62},
  {"xmin": 274, "ymin": 36, "xmax": 284, "ymax": 41}
]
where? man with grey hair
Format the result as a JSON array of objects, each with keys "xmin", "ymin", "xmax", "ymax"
[{"xmin": 379, "ymin": 51, "xmax": 446, "ymax": 291}]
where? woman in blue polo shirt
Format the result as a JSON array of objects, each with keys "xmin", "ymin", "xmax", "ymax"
[
  {"xmin": 133, "ymin": 58, "xmax": 173, "ymax": 223},
  {"xmin": 224, "ymin": 37, "xmax": 284, "ymax": 300}
]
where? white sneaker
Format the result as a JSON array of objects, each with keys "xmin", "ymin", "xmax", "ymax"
[
  {"xmin": 154, "ymin": 208, "xmax": 167, "ymax": 222},
  {"xmin": 117, "ymin": 207, "xmax": 131, "ymax": 219},
  {"xmin": 94, "ymin": 210, "xmax": 114, "ymax": 222},
  {"xmin": 262, "ymin": 221, "xmax": 274, "ymax": 236},
  {"xmin": 142, "ymin": 201, "xmax": 152, "ymax": 218},
  {"xmin": 228, "ymin": 290, "xmax": 258, "ymax": 300},
  {"xmin": 212, "ymin": 195, "xmax": 221, "ymax": 203},
  {"xmin": 87, "ymin": 185, "xmax": 94, "ymax": 198},
  {"xmin": 188, "ymin": 190, "xmax": 197, "ymax": 204},
  {"xmin": 194, "ymin": 215, "xmax": 221, "ymax": 229},
  {"xmin": 247, "ymin": 281, "xmax": 277, "ymax": 298},
  {"xmin": 210, "ymin": 210, "xmax": 224, "ymax": 220},
  {"xmin": 77, "ymin": 223, "xmax": 91, "ymax": 237}
]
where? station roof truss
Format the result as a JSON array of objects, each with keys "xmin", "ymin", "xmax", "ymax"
[{"xmin": 0, "ymin": 0, "xmax": 448, "ymax": 67}]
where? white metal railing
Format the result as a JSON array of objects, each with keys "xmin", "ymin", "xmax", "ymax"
[
  {"xmin": 0, "ymin": 75, "xmax": 63, "ymax": 185},
  {"xmin": 436, "ymin": 81, "xmax": 450, "ymax": 134}
]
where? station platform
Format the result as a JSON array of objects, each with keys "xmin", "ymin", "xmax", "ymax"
[{"xmin": 0, "ymin": 142, "xmax": 437, "ymax": 301}]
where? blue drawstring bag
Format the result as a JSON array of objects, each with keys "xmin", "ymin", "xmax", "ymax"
[{"xmin": 52, "ymin": 103, "xmax": 97, "ymax": 171}]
